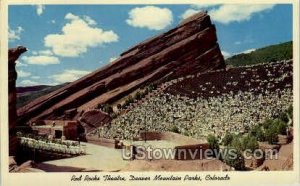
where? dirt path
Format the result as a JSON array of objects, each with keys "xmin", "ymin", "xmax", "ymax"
[
  {"xmin": 36, "ymin": 143, "xmax": 129, "ymax": 172},
  {"xmin": 122, "ymin": 159, "xmax": 230, "ymax": 171}
]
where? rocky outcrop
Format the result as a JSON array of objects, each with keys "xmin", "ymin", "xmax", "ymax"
[
  {"xmin": 17, "ymin": 12, "xmax": 225, "ymax": 124},
  {"xmin": 9, "ymin": 46, "xmax": 27, "ymax": 155},
  {"xmin": 79, "ymin": 110, "xmax": 112, "ymax": 133}
]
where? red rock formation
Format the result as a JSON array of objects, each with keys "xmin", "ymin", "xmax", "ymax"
[
  {"xmin": 17, "ymin": 12, "xmax": 225, "ymax": 125},
  {"xmin": 9, "ymin": 46, "xmax": 27, "ymax": 155},
  {"xmin": 79, "ymin": 110, "xmax": 112, "ymax": 133}
]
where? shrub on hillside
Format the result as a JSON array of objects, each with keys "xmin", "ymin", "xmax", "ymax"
[
  {"xmin": 223, "ymin": 148, "xmax": 245, "ymax": 170},
  {"xmin": 103, "ymin": 104, "xmax": 113, "ymax": 114},
  {"xmin": 265, "ymin": 126, "xmax": 279, "ymax": 144},
  {"xmin": 250, "ymin": 125, "xmax": 265, "ymax": 142},
  {"xmin": 278, "ymin": 112, "xmax": 289, "ymax": 123},
  {"xmin": 99, "ymin": 104, "xmax": 105, "ymax": 110},
  {"xmin": 241, "ymin": 135, "xmax": 259, "ymax": 153},
  {"xmin": 147, "ymin": 83, "xmax": 156, "ymax": 92},
  {"xmin": 261, "ymin": 118, "xmax": 287, "ymax": 144},
  {"xmin": 256, "ymin": 128, "xmax": 265, "ymax": 142},
  {"xmin": 262, "ymin": 119, "xmax": 274, "ymax": 130},
  {"xmin": 230, "ymin": 135, "xmax": 243, "ymax": 152},
  {"xmin": 273, "ymin": 119, "xmax": 288, "ymax": 135},
  {"xmin": 124, "ymin": 95, "xmax": 134, "ymax": 108},
  {"xmin": 207, "ymin": 134, "xmax": 220, "ymax": 157},
  {"xmin": 127, "ymin": 95, "xmax": 134, "ymax": 103},
  {"xmin": 134, "ymin": 91, "xmax": 142, "ymax": 100},
  {"xmin": 287, "ymin": 105, "xmax": 293, "ymax": 119},
  {"xmin": 225, "ymin": 41, "xmax": 292, "ymax": 67},
  {"xmin": 170, "ymin": 126, "xmax": 180, "ymax": 133},
  {"xmin": 183, "ymin": 131, "xmax": 189, "ymax": 136},
  {"xmin": 250, "ymin": 125, "xmax": 260, "ymax": 137},
  {"xmin": 222, "ymin": 133, "xmax": 234, "ymax": 146},
  {"xmin": 144, "ymin": 88, "xmax": 149, "ymax": 95}
]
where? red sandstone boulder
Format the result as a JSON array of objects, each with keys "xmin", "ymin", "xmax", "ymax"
[{"xmin": 79, "ymin": 110, "xmax": 112, "ymax": 133}]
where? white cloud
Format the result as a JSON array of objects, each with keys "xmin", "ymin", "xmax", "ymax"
[
  {"xmin": 36, "ymin": 5, "xmax": 45, "ymax": 16},
  {"xmin": 65, "ymin": 13, "xmax": 80, "ymax": 20},
  {"xmin": 16, "ymin": 60, "xmax": 28, "ymax": 67},
  {"xmin": 31, "ymin": 50, "xmax": 53, "ymax": 55},
  {"xmin": 181, "ymin": 9, "xmax": 200, "ymax": 19},
  {"xmin": 38, "ymin": 50, "xmax": 53, "ymax": 55},
  {"xmin": 19, "ymin": 80, "xmax": 39, "ymax": 86},
  {"xmin": 31, "ymin": 76, "xmax": 40, "ymax": 79},
  {"xmin": 234, "ymin": 41, "xmax": 242, "ymax": 45},
  {"xmin": 109, "ymin": 57, "xmax": 118, "ymax": 63},
  {"xmin": 44, "ymin": 13, "xmax": 118, "ymax": 57},
  {"xmin": 18, "ymin": 70, "xmax": 31, "ymax": 78},
  {"xmin": 51, "ymin": 20, "xmax": 56, "ymax": 24},
  {"xmin": 240, "ymin": 48, "xmax": 256, "ymax": 54},
  {"xmin": 181, "ymin": 4, "xmax": 219, "ymax": 19},
  {"xmin": 126, "ymin": 6, "xmax": 173, "ymax": 30},
  {"xmin": 83, "ymin": 15, "xmax": 97, "ymax": 25},
  {"xmin": 8, "ymin": 26, "xmax": 24, "ymax": 42},
  {"xmin": 221, "ymin": 50, "xmax": 231, "ymax": 59},
  {"xmin": 22, "ymin": 55, "xmax": 60, "ymax": 65},
  {"xmin": 180, "ymin": 4, "xmax": 274, "ymax": 24},
  {"xmin": 51, "ymin": 69, "xmax": 91, "ymax": 83},
  {"xmin": 210, "ymin": 4, "xmax": 275, "ymax": 24}
]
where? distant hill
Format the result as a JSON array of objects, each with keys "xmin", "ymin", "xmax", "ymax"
[
  {"xmin": 17, "ymin": 84, "xmax": 67, "ymax": 109},
  {"xmin": 17, "ymin": 85, "xmax": 51, "ymax": 94},
  {"xmin": 225, "ymin": 41, "xmax": 292, "ymax": 67}
]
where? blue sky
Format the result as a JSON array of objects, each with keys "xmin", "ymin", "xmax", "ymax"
[{"xmin": 8, "ymin": 4, "xmax": 292, "ymax": 86}]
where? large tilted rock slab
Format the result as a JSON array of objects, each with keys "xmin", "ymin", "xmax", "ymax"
[{"xmin": 17, "ymin": 12, "xmax": 225, "ymax": 124}]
